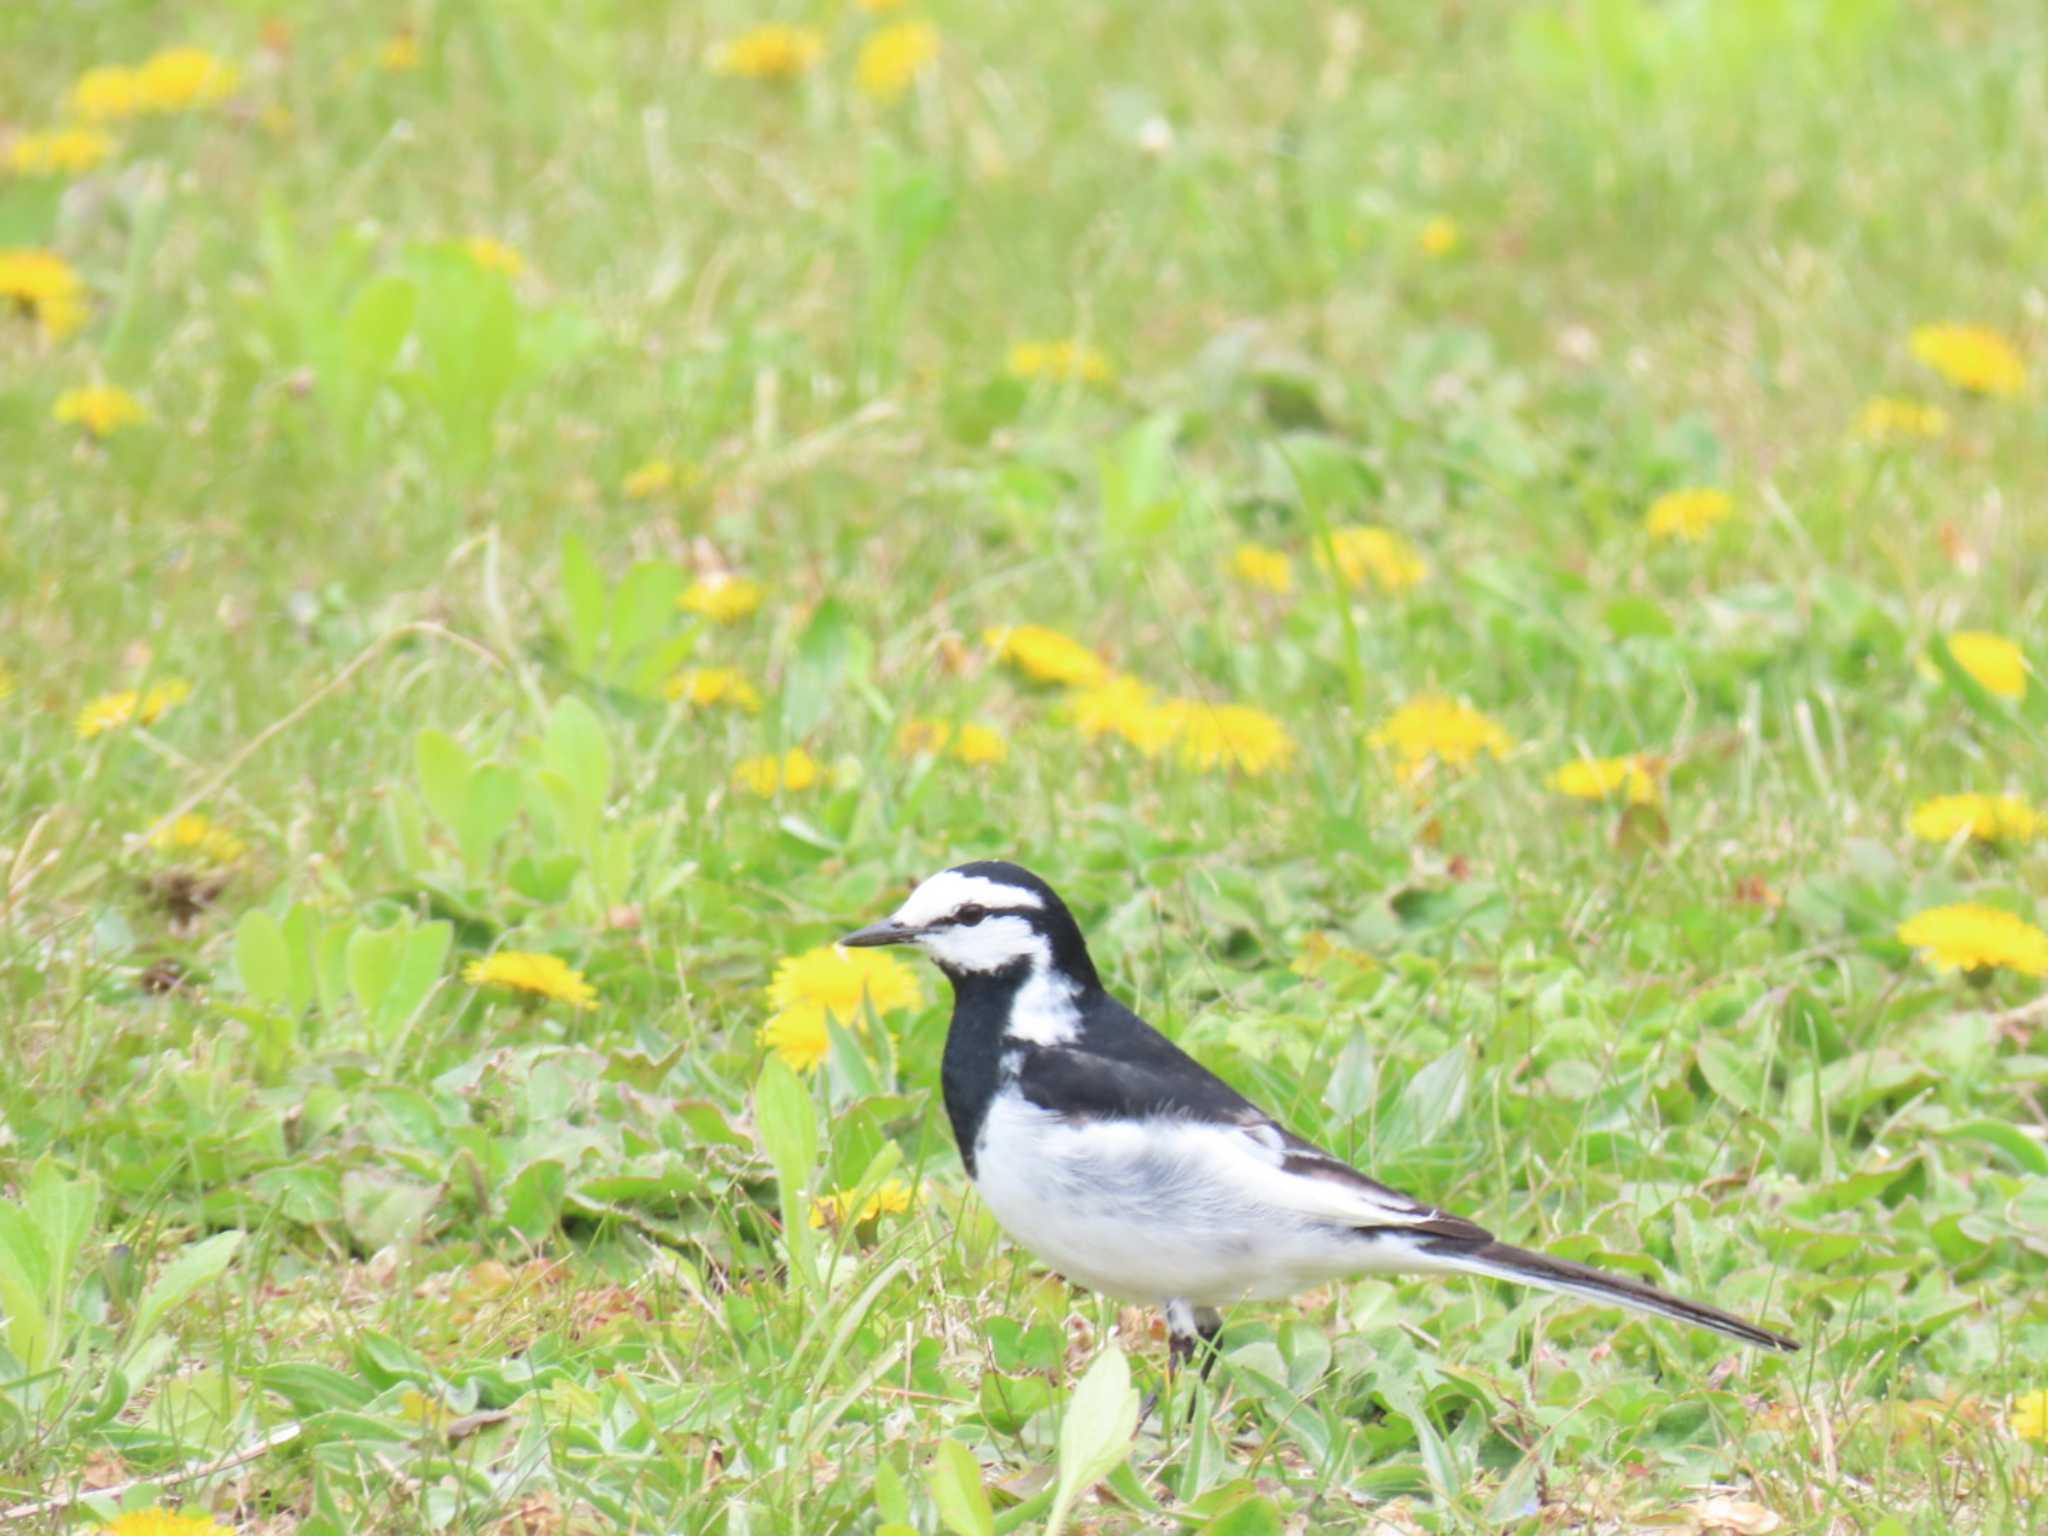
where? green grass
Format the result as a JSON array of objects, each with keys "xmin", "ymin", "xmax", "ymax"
[{"xmin": 3, "ymin": 0, "xmax": 2046, "ymax": 1530}]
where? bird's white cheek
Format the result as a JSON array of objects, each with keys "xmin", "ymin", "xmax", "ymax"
[{"xmin": 918, "ymin": 917, "xmax": 1044, "ymax": 974}]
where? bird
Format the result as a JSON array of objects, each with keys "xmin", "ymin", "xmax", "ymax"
[{"xmin": 841, "ymin": 858, "xmax": 1798, "ymax": 1377}]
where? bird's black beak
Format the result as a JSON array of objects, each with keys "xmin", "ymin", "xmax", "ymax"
[{"xmin": 839, "ymin": 919, "xmax": 914, "ymax": 948}]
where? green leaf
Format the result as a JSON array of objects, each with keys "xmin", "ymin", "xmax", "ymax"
[
  {"xmin": 415, "ymin": 729, "xmax": 474, "ymax": 833},
  {"xmin": 314, "ymin": 918, "xmax": 354, "ymax": 1022},
  {"xmin": 346, "ymin": 924, "xmax": 405, "ymax": 1020},
  {"xmin": 1943, "ymin": 1119, "xmax": 2048, "ymax": 1176},
  {"xmin": 340, "ymin": 1172, "xmax": 438, "ymax": 1251},
  {"xmin": 1603, "ymin": 596, "xmax": 1675, "ymax": 640},
  {"xmin": 377, "ymin": 920, "xmax": 452, "ymax": 1033},
  {"xmin": 504, "ymin": 1159, "xmax": 569, "ymax": 1239},
  {"xmin": 753, "ymin": 1057, "xmax": 819, "ymax": 1292},
  {"xmin": 1695, "ymin": 1036, "xmax": 1764, "ymax": 1114},
  {"xmin": 1098, "ymin": 412, "xmax": 1181, "ymax": 549},
  {"xmin": 560, "ymin": 532, "xmax": 606, "ymax": 674},
  {"xmin": 457, "ymin": 763, "xmax": 522, "ymax": 871},
  {"xmin": 281, "ymin": 904, "xmax": 318, "ymax": 1016},
  {"xmin": 0, "ymin": 1205, "xmax": 52, "ymax": 1368},
  {"xmin": 128, "ymin": 1231, "xmax": 243, "ymax": 1350},
  {"xmin": 782, "ymin": 598, "xmax": 867, "ymax": 741},
  {"xmin": 236, "ymin": 910, "xmax": 294, "ymax": 1009},
  {"xmin": 1382, "ymin": 1045, "xmax": 1470, "ymax": 1153},
  {"xmin": 1196, "ymin": 1495, "xmax": 1284, "ymax": 1536},
  {"xmin": 1047, "ymin": 1347, "xmax": 1139, "ymax": 1536},
  {"xmin": 543, "ymin": 695, "xmax": 613, "ymax": 829},
  {"xmin": 608, "ymin": 562, "xmax": 686, "ymax": 685},
  {"xmin": 927, "ymin": 1439, "xmax": 995, "ymax": 1536}
]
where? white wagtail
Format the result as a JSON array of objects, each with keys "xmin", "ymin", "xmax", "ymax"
[{"xmin": 842, "ymin": 860, "xmax": 1798, "ymax": 1371}]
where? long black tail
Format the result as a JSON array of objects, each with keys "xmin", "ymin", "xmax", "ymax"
[{"xmin": 1429, "ymin": 1238, "xmax": 1799, "ymax": 1352}]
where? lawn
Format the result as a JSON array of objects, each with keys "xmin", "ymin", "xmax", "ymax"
[{"xmin": 2, "ymin": 1, "xmax": 2046, "ymax": 1531}]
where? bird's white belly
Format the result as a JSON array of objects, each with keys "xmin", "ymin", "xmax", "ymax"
[{"xmin": 971, "ymin": 1095, "xmax": 1414, "ymax": 1305}]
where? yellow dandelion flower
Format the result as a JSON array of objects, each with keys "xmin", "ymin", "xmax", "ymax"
[
  {"xmin": 1316, "ymin": 526, "xmax": 1428, "ymax": 593},
  {"xmin": 69, "ymin": 66, "xmax": 143, "ymax": 123},
  {"xmin": 1231, "ymin": 542, "xmax": 1294, "ymax": 595},
  {"xmin": 1909, "ymin": 794, "xmax": 2040, "ymax": 845},
  {"xmin": 622, "ymin": 459, "xmax": 676, "ymax": 499},
  {"xmin": 984, "ymin": 624, "xmax": 1109, "ymax": 689},
  {"xmin": 950, "ymin": 722, "xmax": 1007, "ymax": 765},
  {"xmin": 666, "ymin": 667, "xmax": 762, "ymax": 713},
  {"xmin": 1370, "ymin": 695, "xmax": 1512, "ymax": 784},
  {"xmin": 1911, "ymin": 324, "xmax": 2027, "ymax": 398},
  {"xmin": 1856, "ymin": 397, "xmax": 1949, "ymax": 444},
  {"xmin": 1549, "ymin": 754, "xmax": 1659, "ymax": 805},
  {"xmin": 857, "ymin": 22, "xmax": 938, "ymax": 103},
  {"xmin": 2012, "ymin": 1390, "xmax": 2048, "ymax": 1444},
  {"xmin": 680, "ymin": 574, "xmax": 763, "ymax": 624},
  {"xmin": 463, "ymin": 951, "xmax": 598, "ymax": 1009},
  {"xmin": 733, "ymin": 748, "xmax": 821, "ymax": 797},
  {"xmin": 8, "ymin": 128, "xmax": 115, "ymax": 177},
  {"xmin": 1945, "ymin": 631, "xmax": 2028, "ymax": 700},
  {"xmin": 810, "ymin": 1177, "xmax": 914, "ymax": 1229},
  {"xmin": 53, "ymin": 386, "xmax": 145, "ymax": 438},
  {"xmin": 1418, "ymin": 215, "xmax": 1460, "ymax": 257},
  {"xmin": 1007, "ymin": 339, "xmax": 1115, "ymax": 385},
  {"xmin": 711, "ymin": 25, "xmax": 824, "ymax": 82},
  {"xmin": 76, "ymin": 678, "xmax": 189, "ymax": 739},
  {"xmin": 1173, "ymin": 702, "xmax": 1296, "ymax": 775},
  {"xmin": 896, "ymin": 718, "xmax": 952, "ymax": 756},
  {"xmin": 96, "ymin": 1509, "xmax": 233, "ymax": 1536},
  {"xmin": 149, "ymin": 813, "xmax": 246, "ymax": 865},
  {"xmin": 1291, "ymin": 931, "xmax": 1377, "ymax": 981},
  {"xmin": 1067, "ymin": 674, "xmax": 1155, "ymax": 741},
  {"xmin": 134, "ymin": 48, "xmax": 240, "ymax": 113},
  {"xmin": 463, "ymin": 237, "xmax": 523, "ymax": 276},
  {"xmin": 760, "ymin": 944, "xmax": 923, "ymax": 1072},
  {"xmin": 1646, "ymin": 487, "xmax": 1733, "ymax": 543},
  {"xmin": 1896, "ymin": 903, "xmax": 2048, "ymax": 977},
  {"xmin": 0, "ymin": 248, "xmax": 88, "ymax": 341},
  {"xmin": 379, "ymin": 31, "xmax": 423, "ymax": 72}
]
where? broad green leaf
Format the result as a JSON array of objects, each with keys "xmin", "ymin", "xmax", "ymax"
[
  {"xmin": 560, "ymin": 532, "xmax": 606, "ymax": 673},
  {"xmin": 1047, "ymin": 1346, "xmax": 1139, "ymax": 1536},
  {"xmin": 236, "ymin": 910, "xmax": 294, "ymax": 1009},
  {"xmin": 346, "ymin": 924, "xmax": 405, "ymax": 1020},
  {"xmin": 377, "ymin": 920, "xmax": 451, "ymax": 1033},
  {"xmin": 1942, "ymin": 1119, "xmax": 2048, "ymax": 1176},
  {"xmin": 543, "ymin": 696, "xmax": 613, "ymax": 822},
  {"xmin": 753, "ymin": 1057, "xmax": 819, "ymax": 1293},
  {"xmin": 609, "ymin": 562, "xmax": 686, "ymax": 683},
  {"xmin": 340, "ymin": 1172, "xmax": 438, "ymax": 1251},
  {"xmin": 1696, "ymin": 1036, "xmax": 1764, "ymax": 1114},
  {"xmin": 129, "ymin": 1231, "xmax": 243, "ymax": 1349},
  {"xmin": 280, "ymin": 904, "xmax": 318, "ymax": 1016},
  {"xmin": 782, "ymin": 598, "xmax": 867, "ymax": 740},
  {"xmin": 343, "ymin": 274, "xmax": 415, "ymax": 366},
  {"xmin": 1098, "ymin": 412, "xmax": 1181, "ymax": 548},
  {"xmin": 314, "ymin": 919, "xmax": 354, "ymax": 1022},
  {"xmin": 504, "ymin": 1159, "xmax": 568, "ymax": 1239},
  {"xmin": 926, "ymin": 1439, "xmax": 994, "ymax": 1536},
  {"xmin": 415, "ymin": 728, "xmax": 473, "ymax": 832},
  {"xmin": 1197, "ymin": 1495, "xmax": 1283, "ymax": 1536},
  {"xmin": 457, "ymin": 762, "xmax": 522, "ymax": 871},
  {"xmin": 1383, "ymin": 1045, "xmax": 1470, "ymax": 1153},
  {"xmin": 0, "ymin": 1206, "xmax": 52, "ymax": 1368}
]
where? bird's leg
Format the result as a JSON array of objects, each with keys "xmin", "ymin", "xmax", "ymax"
[
  {"xmin": 1139, "ymin": 1298, "xmax": 1204, "ymax": 1423},
  {"xmin": 1191, "ymin": 1307, "xmax": 1224, "ymax": 1380}
]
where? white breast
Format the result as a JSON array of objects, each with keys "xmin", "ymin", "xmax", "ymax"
[{"xmin": 969, "ymin": 1094, "xmax": 1444, "ymax": 1305}]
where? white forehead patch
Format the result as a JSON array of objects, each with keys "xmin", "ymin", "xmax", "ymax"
[{"xmin": 888, "ymin": 869, "xmax": 1044, "ymax": 930}]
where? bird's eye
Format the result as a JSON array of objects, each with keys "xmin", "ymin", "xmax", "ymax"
[{"xmin": 954, "ymin": 904, "xmax": 989, "ymax": 927}]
